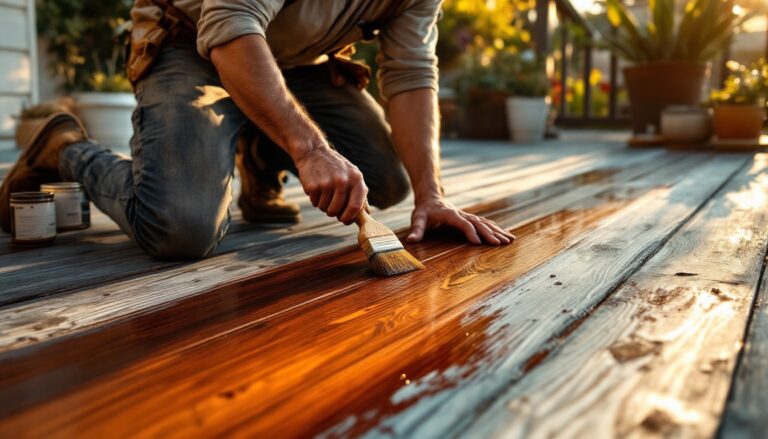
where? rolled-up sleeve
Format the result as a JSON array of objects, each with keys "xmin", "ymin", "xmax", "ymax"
[
  {"xmin": 377, "ymin": 0, "xmax": 441, "ymax": 101},
  {"xmin": 197, "ymin": 0, "xmax": 285, "ymax": 59}
]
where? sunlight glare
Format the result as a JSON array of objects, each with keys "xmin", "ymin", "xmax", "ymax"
[
  {"xmin": 726, "ymin": 174, "xmax": 768, "ymax": 210},
  {"xmin": 645, "ymin": 394, "xmax": 703, "ymax": 424}
]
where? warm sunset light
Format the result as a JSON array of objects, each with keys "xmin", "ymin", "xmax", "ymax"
[{"xmin": 1, "ymin": 0, "xmax": 767, "ymax": 437}]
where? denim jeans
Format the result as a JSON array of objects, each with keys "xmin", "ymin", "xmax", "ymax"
[{"xmin": 60, "ymin": 39, "xmax": 409, "ymax": 259}]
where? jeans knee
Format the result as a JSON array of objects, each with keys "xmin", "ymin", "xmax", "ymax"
[
  {"xmin": 133, "ymin": 205, "xmax": 229, "ymax": 260},
  {"xmin": 368, "ymin": 167, "xmax": 410, "ymax": 209}
]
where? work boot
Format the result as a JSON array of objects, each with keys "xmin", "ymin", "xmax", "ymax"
[
  {"xmin": 236, "ymin": 132, "xmax": 301, "ymax": 224},
  {"xmin": 0, "ymin": 112, "xmax": 87, "ymax": 233}
]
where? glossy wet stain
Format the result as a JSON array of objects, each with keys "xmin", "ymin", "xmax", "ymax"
[{"xmin": 1, "ymin": 147, "xmax": 767, "ymax": 438}]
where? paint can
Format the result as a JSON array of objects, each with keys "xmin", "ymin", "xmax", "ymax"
[
  {"xmin": 10, "ymin": 191, "xmax": 56, "ymax": 246},
  {"xmin": 40, "ymin": 182, "xmax": 90, "ymax": 231}
]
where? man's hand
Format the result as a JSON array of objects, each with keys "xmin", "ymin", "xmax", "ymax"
[
  {"xmin": 211, "ymin": 35, "xmax": 367, "ymax": 224},
  {"xmin": 407, "ymin": 197, "xmax": 515, "ymax": 245},
  {"xmin": 294, "ymin": 145, "xmax": 368, "ymax": 224}
]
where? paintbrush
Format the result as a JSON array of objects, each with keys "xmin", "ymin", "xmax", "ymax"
[{"xmin": 356, "ymin": 209, "xmax": 424, "ymax": 276}]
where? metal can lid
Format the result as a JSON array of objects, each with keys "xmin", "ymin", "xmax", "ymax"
[
  {"xmin": 40, "ymin": 182, "xmax": 83, "ymax": 192},
  {"xmin": 11, "ymin": 191, "xmax": 54, "ymax": 202}
]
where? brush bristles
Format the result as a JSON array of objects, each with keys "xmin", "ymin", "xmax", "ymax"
[{"xmin": 368, "ymin": 248, "xmax": 425, "ymax": 277}]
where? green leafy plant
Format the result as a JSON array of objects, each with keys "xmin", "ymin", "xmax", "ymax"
[
  {"xmin": 599, "ymin": 0, "xmax": 754, "ymax": 63},
  {"xmin": 437, "ymin": 0, "xmax": 534, "ymax": 69},
  {"xmin": 36, "ymin": 0, "xmax": 132, "ymax": 91},
  {"xmin": 454, "ymin": 49, "xmax": 548, "ymax": 100},
  {"xmin": 87, "ymin": 72, "xmax": 132, "ymax": 93},
  {"xmin": 709, "ymin": 59, "xmax": 768, "ymax": 105}
]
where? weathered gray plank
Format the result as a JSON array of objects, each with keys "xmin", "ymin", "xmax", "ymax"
[
  {"xmin": 456, "ymin": 153, "xmax": 768, "ymax": 439},
  {"xmin": 360, "ymin": 154, "xmax": 750, "ymax": 438},
  {"xmin": 720, "ymin": 234, "xmax": 768, "ymax": 436}
]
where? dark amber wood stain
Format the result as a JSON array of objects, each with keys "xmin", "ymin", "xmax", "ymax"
[
  {"xmin": 0, "ymin": 154, "xmax": 714, "ymax": 438},
  {"xmin": 0, "ymin": 205, "xmax": 630, "ymax": 438}
]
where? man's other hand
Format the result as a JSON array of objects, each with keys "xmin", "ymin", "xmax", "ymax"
[
  {"xmin": 407, "ymin": 197, "xmax": 515, "ymax": 245},
  {"xmin": 295, "ymin": 146, "xmax": 368, "ymax": 225}
]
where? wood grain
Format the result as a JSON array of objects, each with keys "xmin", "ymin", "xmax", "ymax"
[
  {"xmin": 720, "ymin": 232, "xmax": 768, "ymax": 435},
  {"xmin": 357, "ymin": 154, "xmax": 749, "ymax": 438},
  {"xmin": 0, "ymin": 152, "xmax": 738, "ymax": 438},
  {"xmin": 462, "ymin": 154, "xmax": 768, "ymax": 439},
  {"xmin": 0, "ymin": 144, "xmax": 660, "ymax": 350}
]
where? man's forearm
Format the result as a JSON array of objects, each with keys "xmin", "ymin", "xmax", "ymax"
[
  {"xmin": 388, "ymin": 88, "xmax": 442, "ymax": 203},
  {"xmin": 210, "ymin": 34, "xmax": 328, "ymax": 161}
]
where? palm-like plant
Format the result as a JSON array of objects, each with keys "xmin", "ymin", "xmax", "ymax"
[{"xmin": 600, "ymin": 0, "xmax": 754, "ymax": 63}]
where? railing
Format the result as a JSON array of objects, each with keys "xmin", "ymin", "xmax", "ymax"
[{"xmin": 533, "ymin": 0, "xmax": 629, "ymax": 127}]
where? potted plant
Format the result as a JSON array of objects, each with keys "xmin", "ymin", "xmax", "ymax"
[
  {"xmin": 36, "ymin": 0, "xmax": 135, "ymax": 147},
  {"xmin": 503, "ymin": 52, "xmax": 550, "ymax": 142},
  {"xmin": 709, "ymin": 59, "xmax": 768, "ymax": 140},
  {"xmin": 442, "ymin": 0, "xmax": 536, "ymax": 139},
  {"xmin": 599, "ymin": 0, "xmax": 753, "ymax": 135},
  {"xmin": 454, "ymin": 59, "xmax": 511, "ymax": 139},
  {"xmin": 74, "ymin": 63, "xmax": 135, "ymax": 149}
]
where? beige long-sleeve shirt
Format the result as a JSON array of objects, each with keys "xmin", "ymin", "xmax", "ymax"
[{"xmin": 131, "ymin": 0, "xmax": 441, "ymax": 100}]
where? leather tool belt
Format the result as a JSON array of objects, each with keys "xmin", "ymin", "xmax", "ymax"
[
  {"xmin": 126, "ymin": 0, "xmax": 195, "ymax": 84},
  {"xmin": 125, "ymin": 0, "xmax": 405, "ymax": 89}
]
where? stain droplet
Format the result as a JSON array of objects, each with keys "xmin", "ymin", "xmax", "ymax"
[
  {"xmin": 549, "ymin": 274, "xmax": 556, "ymax": 278},
  {"xmin": 608, "ymin": 338, "xmax": 660, "ymax": 363},
  {"xmin": 641, "ymin": 410, "xmax": 678, "ymax": 434},
  {"xmin": 554, "ymin": 281, "xmax": 563, "ymax": 286},
  {"xmin": 674, "ymin": 272, "xmax": 698, "ymax": 277}
]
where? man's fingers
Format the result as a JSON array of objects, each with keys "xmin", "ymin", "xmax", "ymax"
[
  {"xmin": 309, "ymin": 189, "xmax": 321, "ymax": 208},
  {"xmin": 317, "ymin": 189, "xmax": 333, "ymax": 213},
  {"xmin": 326, "ymin": 186, "xmax": 348, "ymax": 218},
  {"xmin": 467, "ymin": 215, "xmax": 501, "ymax": 245},
  {"xmin": 339, "ymin": 182, "xmax": 366, "ymax": 224},
  {"xmin": 407, "ymin": 214, "xmax": 427, "ymax": 242},
  {"xmin": 482, "ymin": 218, "xmax": 516, "ymax": 242},
  {"xmin": 447, "ymin": 215, "xmax": 481, "ymax": 244}
]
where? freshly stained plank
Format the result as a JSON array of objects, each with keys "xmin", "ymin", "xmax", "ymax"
[
  {"xmin": 0, "ymin": 187, "xmax": 650, "ymax": 437},
  {"xmin": 0, "ymin": 153, "xmax": 730, "ymax": 437},
  {"xmin": 357, "ymin": 154, "xmax": 749, "ymax": 438},
  {"xmin": 720, "ymin": 245, "xmax": 768, "ymax": 434},
  {"xmin": 459, "ymin": 153, "xmax": 768, "ymax": 438},
  {"xmin": 0, "ymin": 147, "xmax": 660, "ymax": 349}
]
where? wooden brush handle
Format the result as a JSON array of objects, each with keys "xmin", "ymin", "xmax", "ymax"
[{"xmin": 355, "ymin": 208, "xmax": 372, "ymax": 228}]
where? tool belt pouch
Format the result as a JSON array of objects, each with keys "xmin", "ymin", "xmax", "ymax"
[
  {"xmin": 126, "ymin": 0, "xmax": 194, "ymax": 85},
  {"xmin": 327, "ymin": 46, "xmax": 371, "ymax": 90},
  {"xmin": 126, "ymin": 22, "xmax": 172, "ymax": 85}
]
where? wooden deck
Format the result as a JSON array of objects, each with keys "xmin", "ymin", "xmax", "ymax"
[{"xmin": 1, "ymin": 131, "xmax": 767, "ymax": 438}]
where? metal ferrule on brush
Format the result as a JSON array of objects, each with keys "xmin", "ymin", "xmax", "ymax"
[{"xmin": 361, "ymin": 235, "xmax": 404, "ymax": 259}]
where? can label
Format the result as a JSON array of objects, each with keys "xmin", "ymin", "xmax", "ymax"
[
  {"xmin": 52, "ymin": 191, "xmax": 83, "ymax": 228},
  {"xmin": 11, "ymin": 202, "xmax": 56, "ymax": 240}
]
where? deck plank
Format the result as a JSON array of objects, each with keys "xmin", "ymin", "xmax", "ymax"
[
  {"xmin": 458, "ymin": 154, "xmax": 768, "ymax": 439},
  {"xmin": 0, "ymin": 152, "xmax": 740, "ymax": 437},
  {"xmin": 0, "ymin": 140, "xmax": 629, "ymax": 305},
  {"xmin": 0, "ymin": 144, "xmax": 657, "ymax": 349},
  {"xmin": 360, "ymin": 154, "xmax": 749, "ymax": 438},
  {"xmin": 720, "ymin": 238, "xmax": 768, "ymax": 435}
]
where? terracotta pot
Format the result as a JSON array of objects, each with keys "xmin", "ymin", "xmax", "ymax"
[
  {"xmin": 459, "ymin": 87, "xmax": 508, "ymax": 139},
  {"xmin": 623, "ymin": 62, "xmax": 709, "ymax": 135},
  {"xmin": 712, "ymin": 105, "xmax": 766, "ymax": 140}
]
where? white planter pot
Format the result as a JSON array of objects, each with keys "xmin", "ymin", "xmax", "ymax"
[
  {"xmin": 74, "ymin": 92, "xmax": 136, "ymax": 148},
  {"xmin": 505, "ymin": 96, "xmax": 549, "ymax": 143}
]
